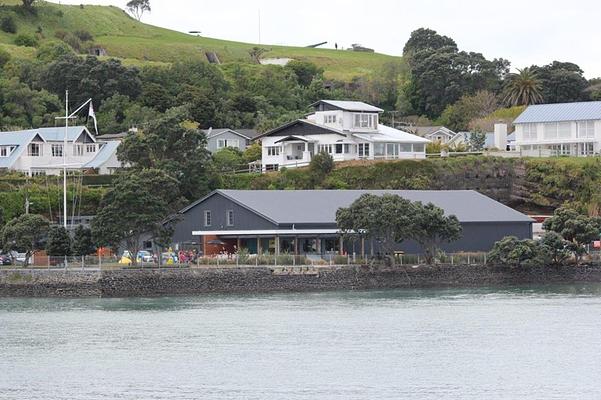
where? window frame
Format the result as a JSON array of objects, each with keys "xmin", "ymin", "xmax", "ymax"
[
  {"xmin": 204, "ymin": 210, "xmax": 212, "ymax": 227},
  {"xmin": 51, "ymin": 144, "xmax": 64, "ymax": 158},
  {"xmin": 28, "ymin": 143, "xmax": 41, "ymax": 157},
  {"xmin": 226, "ymin": 210, "xmax": 234, "ymax": 227}
]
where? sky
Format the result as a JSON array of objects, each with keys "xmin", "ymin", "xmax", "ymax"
[{"xmin": 58, "ymin": 0, "xmax": 601, "ymax": 78}]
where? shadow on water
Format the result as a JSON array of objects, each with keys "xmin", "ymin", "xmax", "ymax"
[{"xmin": 2, "ymin": 283, "xmax": 601, "ymax": 313}]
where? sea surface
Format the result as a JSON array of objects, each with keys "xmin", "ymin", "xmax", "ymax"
[{"xmin": 2, "ymin": 285, "xmax": 601, "ymax": 399}]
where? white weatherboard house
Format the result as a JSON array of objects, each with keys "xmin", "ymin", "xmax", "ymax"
[
  {"xmin": 0, "ymin": 126, "xmax": 122, "ymax": 176},
  {"xmin": 257, "ymin": 100, "xmax": 429, "ymax": 171},
  {"xmin": 513, "ymin": 101, "xmax": 601, "ymax": 157}
]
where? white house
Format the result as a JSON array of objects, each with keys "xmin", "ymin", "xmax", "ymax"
[
  {"xmin": 0, "ymin": 126, "xmax": 122, "ymax": 176},
  {"xmin": 410, "ymin": 126, "xmax": 457, "ymax": 144},
  {"xmin": 257, "ymin": 100, "xmax": 430, "ymax": 171},
  {"xmin": 513, "ymin": 101, "xmax": 601, "ymax": 157}
]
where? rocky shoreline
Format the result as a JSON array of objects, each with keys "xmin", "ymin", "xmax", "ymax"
[{"xmin": 1, "ymin": 264, "xmax": 601, "ymax": 298}]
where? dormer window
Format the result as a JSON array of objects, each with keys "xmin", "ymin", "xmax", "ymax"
[
  {"xmin": 324, "ymin": 115, "xmax": 337, "ymax": 124},
  {"xmin": 353, "ymin": 113, "xmax": 378, "ymax": 129},
  {"xmin": 28, "ymin": 143, "xmax": 41, "ymax": 157}
]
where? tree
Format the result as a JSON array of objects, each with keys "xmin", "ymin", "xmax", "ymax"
[
  {"xmin": 1, "ymin": 214, "xmax": 49, "ymax": 266},
  {"xmin": 533, "ymin": 61, "xmax": 590, "ymax": 103},
  {"xmin": 542, "ymin": 207, "xmax": 600, "ymax": 262},
  {"xmin": 469, "ymin": 131, "xmax": 486, "ymax": 151},
  {"xmin": 438, "ymin": 90, "xmax": 499, "ymax": 131},
  {"xmin": 21, "ymin": 0, "xmax": 37, "ymax": 10},
  {"xmin": 248, "ymin": 47, "xmax": 267, "ymax": 63},
  {"xmin": 336, "ymin": 194, "xmax": 415, "ymax": 266},
  {"xmin": 212, "ymin": 147, "xmax": 244, "ymax": 172},
  {"xmin": 403, "ymin": 28, "xmax": 457, "ymax": 56},
  {"xmin": 309, "ymin": 151, "xmax": 334, "ymax": 184},
  {"xmin": 91, "ymin": 169, "xmax": 181, "ymax": 266},
  {"xmin": 72, "ymin": 225, "xmax": 96, "ymax": 257},
  {"xmin": 285, "ymin": 60, "xmax": 324, "ymax": 87},
  {"xmin": 488, "ymin": 236, "xmax": 547, "ymax": 268},
  {"xmin": 243, "ymin": 142, "xmax": 262, "ymax": 163},
  {"xmin": 117, "ymin": 106, "xmax": 212, "ymax": 201},
  {"xmin": 503, "ymin": 67, "xmax": 544, "ymax": 106},
  {"xmin": 540, "ymin": 232, "xmax": 572, "ymax": 265},
  {"xmin": 46, "ymin": 226, "xmax": 72, "ymax": 256},
  {"xmin": 1, "ymin": 16, "xmax": 17, "ymax": 34},
  {"xmin": 410, "ymin": 202, "xmax": 462, "ymax": 264},
  {"xmin": 126, "ymin": 0, "xmax": 151, "ymax": 21}
]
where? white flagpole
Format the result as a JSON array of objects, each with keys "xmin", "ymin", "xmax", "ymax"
[{"xmin": 63, "ymin": 90, "xmax": 68, "ymax": 230}]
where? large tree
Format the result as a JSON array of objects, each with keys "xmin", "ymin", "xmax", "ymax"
[
  {"xmin": 1, "ymin": 214, "xmax": 49, "ymax": 266},
  {"xmin": 532, "ymin": 61, "xmax": 590, "ymax": 103},
  {"xmin": 410, "ymin": 202, "xmax": 462, "ymax": 264},
  {"xmin": 117, "ymin": 106, "xmax": 212, "ymax": 201},
  {"xmin": 403, "ymin": 28, "xmax": 457, "ymax": 56},
  {"xmin": 336, "ymin": 194, "xmax": 415, "ymax": 265},
  {"xmin": 503, "ymin": 68, "xmax": 544, "ymax": 106},
  {"xmin": 91, "ymin": 169, "xmax": 181, "ymax": 266},
  {"xmin": 72, "ymin": 225, "xmax": 96, "ymax": 257},
  {"xmin": 126, "ymin": 0, "xmax": 151, "ymax": 21},
  {"xmin": 542, "ymin": 207, "xmax": 601, "ymax": 262},
  {"xmin": 46, "ymin": 226, "xmax": 72, "ymax": 257}
]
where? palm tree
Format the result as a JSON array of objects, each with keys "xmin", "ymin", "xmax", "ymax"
[{"xmin": 503, "ymin": 68, "xmax": 544, "ymax": 106}]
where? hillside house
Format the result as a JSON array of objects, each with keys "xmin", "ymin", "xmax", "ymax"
[
  {"xmin": 410, "ymin": 126, "xmax": 457, "ymax": 144},
  {"xmin": 0, "ymin": 126, "xmax": 122, "ymax": 176},
  {"xmin": 204, "ymin": 128, "xmax": 259, "ymax": 154},
  {"xmin": 513, "ymin": 101, "xmax": 601, "ymax": 156},
  {"xmin": 257, "ymin": 100, "xmax": 429, "ymax": 171}
]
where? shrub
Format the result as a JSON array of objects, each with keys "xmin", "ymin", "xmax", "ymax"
[
  {"xmin": 0, "ymin": 16, "xmax": 17, "ymax": 34},
  {"xmin": 14, "ymin": 34, "xmax": 38, "ymax": 47},
  {"xmin": 74, "ymin": 30, "xmax": 93, "ymax": 42},
  {"xmin": 487, "ymin": 236, "xmax": 548, "ymax": 268},
  {"xmin": 0, "ymin": 48, "xmax": 11, "ymax": 68}
]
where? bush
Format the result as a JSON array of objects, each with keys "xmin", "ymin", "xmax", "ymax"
[
  {"xmin": 73, "ymin": 30, "xmax": 93, "ymax": 42},
  {"xmin": 488, "ymin": 236, "xmax": 548, "ymax": 268},
  {"xmin": 14, "ymin": 34, "xmax": 38, "ymax": 47},
  {"xmin": 0, "ymin": 48, "xmax": 11, "ymax": 68},
  {"xmin": 1, "ymin": 16, "xmax": 17, "ymax": 34}
]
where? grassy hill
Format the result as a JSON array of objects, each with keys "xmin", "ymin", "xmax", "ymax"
[{"xmin": 0, "ymin": 1, "xmax": 403, "ymax": 80}]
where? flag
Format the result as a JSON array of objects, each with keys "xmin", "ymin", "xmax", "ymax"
[{"xmin": 88, "ymin": 102, "xmax": 98, "ymax": 135}]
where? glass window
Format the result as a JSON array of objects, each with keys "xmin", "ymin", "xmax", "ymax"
[
  {"xmin": 413, "ymin": 144, "xmax": 425, "ymax": 152},
  {"xmin": 343, "ymin": 144, "xmax": 351, "ymax": 154},
  {"xmin": 0, "ymin": 147, "xmax": 6, "ymax": 157},
  {"xmin": 335, "ymin": 144, "xmax": 343, "ymax": 154},
  {"xmin": 74, "ymin": 144, "xmax": 84, "ymax": 156},
  {"xmin": 226, "ymin": 210, "xmax": 234, "ymax": 226},
  {"xmin": 577, "ymin": 121, "xmax": 595, "ymax": 138},
  {"xmin": 358, "ymin": 143, "xmax": 370, "ymax": 157},
  {"xmin": 544, "ymin": 123, "xmax": 558, "ymax": 139},
  {"xmin": 51, "ymin": 144, "xmax": 63, "ymax": 157},
  {"xmin": 267, "ymin": 146, "xmax": 280, "ymax": 156},
  {"xmin": 374, "ymin": 143, "xmax": 385, "ymax": 156},
  {"xmin": 318, "ymin": 144, "xmax": 332, "ymax": 154},
  {"xmin": 86, "ymin": 144, "xmax": 96, "ymax": 153},
  {"xmin": 558, "ymin": 122, "xmax": 571, "ymax": 138},
  {"xmin": 399, "ymin": 143, "xmax": 412, "ymax": 152},
  {"xmin": 523, "ymin": 124, "xmax": 538, "ymax": 140},
  {"xmin": 204, "ymin": 210, "xmax": 212, "ymax": 227},
  {"xmin": 386, "ymin": 143, "xmax": 398, "ymax": 157},
  {"xmin": 28, "ymin": 143, "xmax": 41, "ymax": 157}
]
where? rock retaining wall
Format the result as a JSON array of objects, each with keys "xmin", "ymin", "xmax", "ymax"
[{"xmin": 2, "ymin": 264, "xmax": 601, "ymax": 298}]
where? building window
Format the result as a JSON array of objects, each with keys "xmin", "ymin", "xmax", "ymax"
[
  {"xmin": 543, "ymin": 123, "xmax": 558, "ymax": 139},
  {"xmin": 0, "ymin": 146, "xmax": 7, "ymax": 157},
  {"xmin": 28, "ymin": 143, "xmax": 41, "ymax": 157},
  {"xmin": 335, "ymin": 144, "xmax": 343, "ymax": 154},
  {"xmin": 218, "ymin": 139, "xmax": 240, "ymax": 149},
  {"xmin": 358, "ymin": 143, "xmax": 370, "ymax": 157},
  {"xmin": 413, "ymin": 143, "xmax": 425, "ymax": 152},
  {"xmin": 267, "ymin": 146, "xmax": 280, "ymax": 156},
  {"xmin": 73, "ymin": 144, "xmax": 84, "ymax": 156},
  {"xmin": 353, "ymin": 113, "xmax": 378, "ymax": 129},
  {"xmin": 86, "ymin": 144, "xmax": 96, "ymax": 153},
  {"xmin": 343, "ymin": 144, "xmax": 352, "ymax": 154},
  {"xmin": 577, "ymin": 121, "xmax": 595, "ymax": 138},
  {"xmin": 318, "ymin": 144, "xmax": 333, "ymax": 154},
  {"xmin": 324, "ymin": 115, "xmax": 337, "ymax": 124},
  {"xmin": 558, "ymin": 122, "xmax": 571, "ymax": 138},
  {"xmin": 226, "ymin": 210, "xmax": 234, "ymax": 226},
  {"xmin": 51, "ymin": 144, "xmax": 63, "ymax": 157},
  {"xmin": 523, "ymin": 124, "xmax": 538, "ymax": 140},
  {"xmin": 399, "ymin": 143, "xmax": 412, "ymax": 152},
  {"xmin": 31, "ymin": 170, "xmax": 46, "ymax": 177},
  {"xmin": 204, "ymin": 210, "xmax": 212, "ymax": 227}
]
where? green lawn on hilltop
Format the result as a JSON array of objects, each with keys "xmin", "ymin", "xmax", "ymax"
[{"xmin": 0, "ymin": 1, "xmax": 403, "ymax": 80}]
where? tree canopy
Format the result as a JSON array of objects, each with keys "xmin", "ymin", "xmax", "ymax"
[
  {"xmin": 1, "ymin": 214, "xmax": 49, "ymax": 266},
  {"xmin": 126, "ymin": 0, "xmax": 151, "ymax": 21}
]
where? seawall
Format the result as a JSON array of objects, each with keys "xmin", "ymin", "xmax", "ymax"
[{"xmin": 2, "ymin": 264, "xmax": 601, "ymax": 298}]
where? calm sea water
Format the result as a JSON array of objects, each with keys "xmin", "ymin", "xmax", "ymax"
[{"xmin": 2, "ymin": 285, "xmax": 601, "ymax": 399}]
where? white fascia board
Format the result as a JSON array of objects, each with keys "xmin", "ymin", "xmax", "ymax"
[{"xmin": 192, "ymin": 229, "xmax": 341, "ymax": 236}]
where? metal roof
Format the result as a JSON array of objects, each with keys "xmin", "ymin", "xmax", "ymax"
[
  {"xmin": 83, "ymin": 141, "xmax": 120, "ymax": 168},
  {"xmin": 203, "ymin": 128, "xmax": 259, "ymax": 140},
  {"xmin": 514, "ymin": 101, "xmax": 601, "ymax": 124},
  {"xmin": 311, "ymin": 100, "xmax": 384, "ymax": 113},
  {"xmin": 353, "ymin": 125, "xmax": 430, "ymax": 143},
  {"xmin": 188, "ymin": 190, "xmax": 532, "ymax": 224}
]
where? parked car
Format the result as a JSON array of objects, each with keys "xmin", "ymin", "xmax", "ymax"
[
  {"xmin": 0, "ymin": 255, "xmax": 11, "ymax": 265},
  {"xmin": 119, "ymin": 250, "xmax": 154, "ymax": 265}
]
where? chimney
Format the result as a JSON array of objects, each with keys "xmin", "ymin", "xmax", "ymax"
[{"xmin": 494, "ymin": 123, "xmax": 508, "ymax": 149}]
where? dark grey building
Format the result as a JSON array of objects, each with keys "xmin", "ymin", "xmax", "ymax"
[{"xmin": 171, "ymin": 190, "xmax": 533, "ymax": 257}]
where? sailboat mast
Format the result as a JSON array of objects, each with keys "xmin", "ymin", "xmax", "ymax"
[{"xmin": 63, "ymin": 90, "xmax": 68, "ymax": 230}]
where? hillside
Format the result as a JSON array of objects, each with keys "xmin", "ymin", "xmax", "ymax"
[{"xmin": 0, "ymin": 1, "xmax": 403, "ymax": 80}]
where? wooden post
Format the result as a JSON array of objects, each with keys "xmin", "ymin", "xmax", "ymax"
[
  {"xmin": 339, "ymin": 236, "xmax": 344, "ymax": 255},
  {"xmin": 294, "ymin": 237, "xmax": 298, "ymax": 256},
  {"xmin": 257, "ymin": 237, "xmax": 262, "ymax": 255},
  {"xmin": 275, "ymin": 236, "xmax": 280, "ymax": 256},
  {"xmin": 316, "ymin": 237, "xmax": 321, "ymax": 255}
]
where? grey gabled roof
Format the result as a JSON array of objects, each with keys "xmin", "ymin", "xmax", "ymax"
[
  {"xmin": 188, "ymin": 190, "xmax": 531, "ymax": 224},
  {"xmin": 311, "ymin": 100, "xmax": 384, "ymax": 113},
  {"xmin": 203, "ymin": 128, "xmax": 259, "ymax": 140},
  {"xmin": 514, "ymin": 101, "xmax": 601, "ymax": 124}
]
